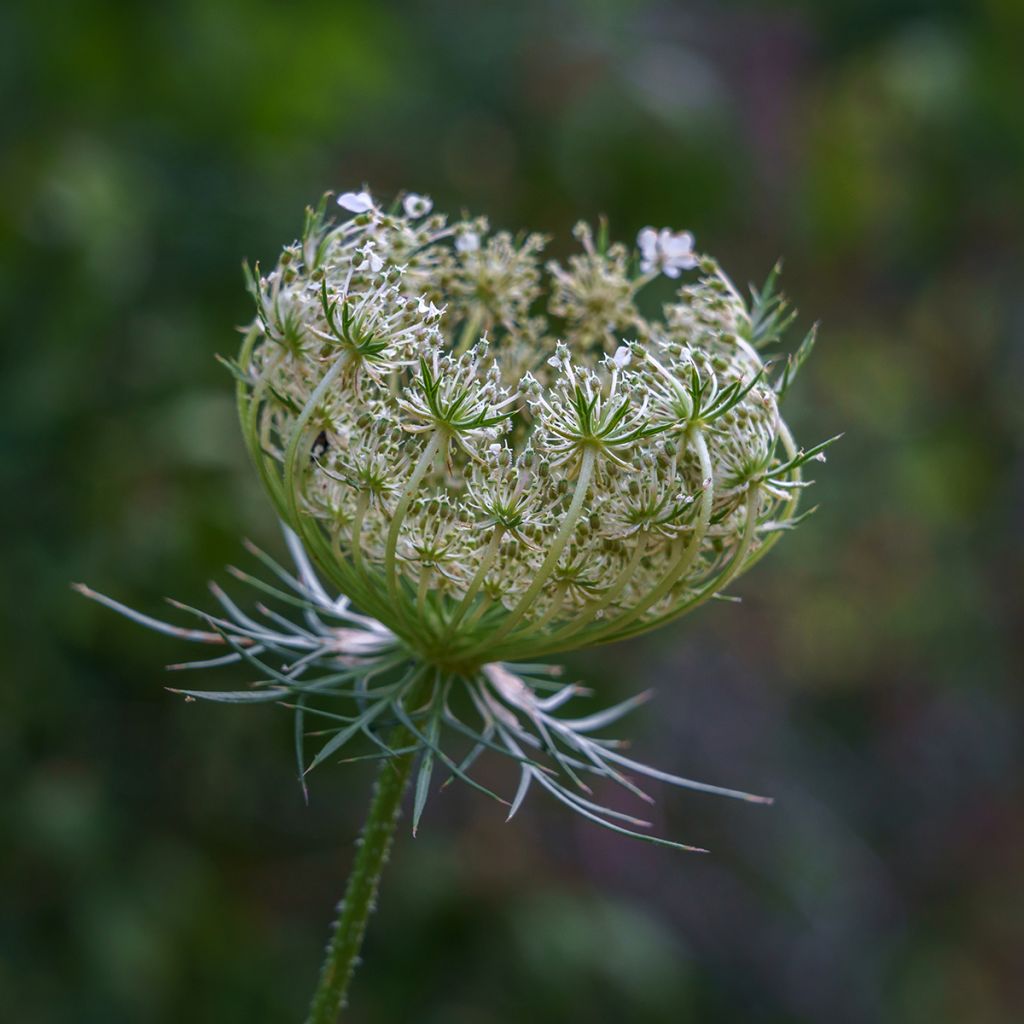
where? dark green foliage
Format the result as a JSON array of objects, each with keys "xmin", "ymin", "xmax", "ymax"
[{"xmin": 6, "ymin": 2, "xmax": 1023, "ymax": 1022}]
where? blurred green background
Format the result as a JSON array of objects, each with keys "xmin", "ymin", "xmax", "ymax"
[{"xmin": 3, "ymin": 1, "xmax": 1022, "ymax": 1021}]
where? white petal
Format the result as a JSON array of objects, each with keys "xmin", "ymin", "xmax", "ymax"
[
  {"xmin": 337, "ymin": 191, "xmax": 375, "ymax": 213},
  {"xmin": 662, "ymin": 232, "xmax": 694, "ymax": 258},
  {"xmin": 612, "ymin": 345, "xmax": 632, "ymax": 369},
  {"xmin": 637, "ymin": 227, "xmax": 658, "ymax": 255},
  {"xmin": 455, "ymin": 231, "xmax": 480, "ymax": 253}
]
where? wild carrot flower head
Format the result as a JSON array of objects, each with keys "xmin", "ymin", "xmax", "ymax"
[
  {"xmin": 233, "ymin": 190, "xmax": 828, "ymax": 673},
  {"xmin": 82, "ymin": 188, "xmax": 830, "ymax": 847}
]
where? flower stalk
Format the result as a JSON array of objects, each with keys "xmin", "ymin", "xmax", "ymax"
[{"xmin": 305, "ymin": 735, "xmax": 416, "ymax": 1024}]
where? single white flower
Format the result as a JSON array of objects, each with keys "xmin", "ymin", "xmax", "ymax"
[
  {"xmin": 337, "ymin": 190, "xmax": 376, "ymax": 214},
  {"xmin": 612, "ymin": 345, "xmax": 632, "ymax": 369},
  {"xmin": 637, "ymin": 227, "xmax": 698, "ymax": 278},
  {"xmin": 403, "ymin": 193, "xmax": 433, "ymax": 218},
  {"xmin": 455, "ymin": 230, "xmax": 481, "ymax": 254}
]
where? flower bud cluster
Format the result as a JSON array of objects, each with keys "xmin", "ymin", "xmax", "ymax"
[{"xmin": 237, "ymin": 190, "xmax": 820, "ymax": 666}]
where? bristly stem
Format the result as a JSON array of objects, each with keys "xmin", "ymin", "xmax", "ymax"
[{"xmin": 304, "ymin": 740, "xmax": 417, "ymax": 1024}]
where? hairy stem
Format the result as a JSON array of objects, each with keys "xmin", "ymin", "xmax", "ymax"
[{"xmin": 304, "ymin": 741, "xmax": 416, "ymax": 1024}]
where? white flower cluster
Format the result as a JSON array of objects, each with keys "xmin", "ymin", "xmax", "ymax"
[{"xmin": 237, "ymin": 189, "xmax": 822, "ymax": 669}]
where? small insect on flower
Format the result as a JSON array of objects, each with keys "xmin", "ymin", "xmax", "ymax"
[{"xmin": 81, "ymin": 187, "xmax": 832, "ymax": 849}]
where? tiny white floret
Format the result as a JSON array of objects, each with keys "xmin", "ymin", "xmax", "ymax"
[
  {"xmin": 403, "ymin": 193, "xmax": 433, "ymax": 218},
  {"xmin": 359, "ymin": 242, "xmax": 384, "ymax": 273},
  {"xmin": 455, "ymin": 231, "xmax": 481, "ymax": 254},
  {"xmin": 637, "ymin": 227, "xmax": 697, "ymax": 278}
]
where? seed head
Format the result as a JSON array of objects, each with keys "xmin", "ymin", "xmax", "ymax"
[{"xmin": 236, "ymin": 189, "xmax": 827, "ymax": 669}]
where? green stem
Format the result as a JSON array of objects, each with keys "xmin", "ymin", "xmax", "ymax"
[
  {"xmin": 454, "ymin": 305, "xmax": 485, "ymax": 356},
  {"xmin": 304, "ymin": 743, "xmax": 416, "ymax": 1024},
  {"xmin": 440, "ymin": 527, "xmax": 503, "ymax": 640},
  {"xmin": 458, "ymin": 447, "xmax": 596, "ymax": 661},
  {"xmin": 385, "ymin": 431, "xmax": 444, "ymax": 612},
  {"xmin": 548, "ymin": 428, "xmax": 714, "ymax": 650}
]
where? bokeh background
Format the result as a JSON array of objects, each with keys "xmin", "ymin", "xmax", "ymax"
[{"xmin": 3, "ymin": 1, "xmax": 1022, "ymax": 1021}]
